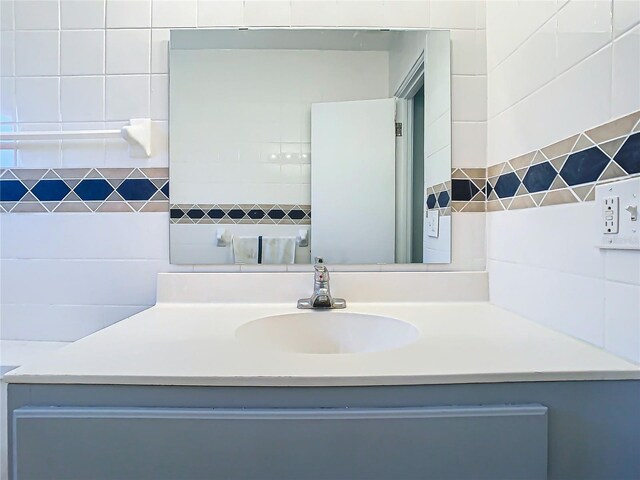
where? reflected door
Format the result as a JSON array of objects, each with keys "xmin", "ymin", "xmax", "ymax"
[{"xmin": 311, "ymin": 98, "xmax": 396, "ymax": 264}]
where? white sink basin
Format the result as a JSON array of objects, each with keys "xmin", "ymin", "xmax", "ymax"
[{"xmin": 235, "ymin": 312, "xmax": 419, "ymax": 354}]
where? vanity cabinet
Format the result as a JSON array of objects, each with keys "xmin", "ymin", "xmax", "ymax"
[{"xmin": 7, "ymin": 380, "xmax": 640, "ymax": 480}]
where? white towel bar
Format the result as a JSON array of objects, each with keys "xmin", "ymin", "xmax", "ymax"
[{"xmin": 0, "ymin": 118, "xmax": 152, "ymax": 158}]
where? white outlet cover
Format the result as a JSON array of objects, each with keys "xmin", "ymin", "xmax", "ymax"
[{"xmin": 595, "ymin": 177, "xmax": 640, "ymax": 250}]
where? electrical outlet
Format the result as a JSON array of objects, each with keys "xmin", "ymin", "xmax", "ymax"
[
  {"xmin": 596, "ymin": 177, "xmax": 640, "ymax": 250},
  {"xmin": 603, "ymin": 196, "xmax": 619, "ymax": 234}
]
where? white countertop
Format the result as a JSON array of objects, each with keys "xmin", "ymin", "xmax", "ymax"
[
  {"xmin": 5, "ymin": 302, "xmax": 640, "ymax": 386},
  {"xmin": 1, "ymin": 340, "xmax": 70, "ymax": 376}
]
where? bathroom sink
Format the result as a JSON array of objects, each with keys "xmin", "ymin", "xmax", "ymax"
[{"xmin": 235, "ymin": 312, "xmax": 419, "ymax": 354}]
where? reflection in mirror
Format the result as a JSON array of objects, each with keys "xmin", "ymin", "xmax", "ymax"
[{"xmin": 169, "ymin": 29, "xmax": 451, "ymax": 266}]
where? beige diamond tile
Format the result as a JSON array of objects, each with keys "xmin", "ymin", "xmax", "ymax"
[
  {"xmin": 585, "ymin": 111, "xmax": 640, "ymax": 144},
  {"xmin": 572, "ymin": 134, "xmax": 595, "ymax": 152},
  {"xmin": 550, "ymin": 176, "xmax": 568, "ymax": 190},
  {"xmin": 508, "ymin": 195, "xmax": 536, "ymax": 210},
  {"xmin": 598, "ymin": 137, "xmax": 626, "ymax": 158},
  {"xmin": 541, "ymin": 134, "xmax": 579, "ymax": 159},
  {"xmin": 540, "ymin": 189, "xmax": 578, "ymax": 207},
  {"xmin": 572, "ymin": 184, "xmax": 595, "ymax": 201},
  {"xmin": 510, "ymin": 152, "xmax": 536, "ymax": 170},
  {"xmin": 599, "ymin": 161, "xmax": 627, "ymax": 181},
  {"xmin": 550, "ymin": 154, "xmax": 569, "ymax": 172}
]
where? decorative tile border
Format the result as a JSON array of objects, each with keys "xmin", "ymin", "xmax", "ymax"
[
  {"xmin": 170, "ymin": 204, "xmax": 311, "ymax": 225},
  {"xmin": 486, "ymin": 110, "xmax": 640, "ymax": 211},
  {"xmin": 0, "ymin": 168, "xmax": 169, "ymax": 213},
  {"xmin": 425, "ymin": 181, "xmax": 451, "ymax": 216},
  {"xmin": 2, "ymin": 111, "xmax": 638, "ymax": 216}
]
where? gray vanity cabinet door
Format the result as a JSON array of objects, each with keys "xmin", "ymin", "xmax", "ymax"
[{"xmin": 12, "ymin": 404, "xmax": 547, "ymax": 480}]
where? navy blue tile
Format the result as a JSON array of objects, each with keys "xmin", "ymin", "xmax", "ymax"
[
  {"xmin": 74, "ymin": 179, "xmax": 114, "ymax": 201},
  {"xmin": 160, "ymin": 181, "xmax": 169, "ymax": 198},
  {"xmin": 170, "ymin": 208, "xmax": 184, "ymax": 219},
  {"xmin": 228, "ymin": 209, "xmax": 246, "ymax": 219},
  {"xmin": 560, "ymin": 147, "xmax": 610, "ymax": 186},
  {"xmin": 614, "ymin": 132, "xmax": 640, "ymax": 174},
  {"xmin": 523, "ymin": 162, "xmax": 557, "ymax": 193},
  {"xmin": 267, "ymin": 209, "xmax": 286, "ymax": 220},
  {"xmin": 248, "ymin": 209, "xmax": 265, "ymax": 219},
  {"xmin": 31, "ymin": 180, "xmax": 71, "ymax": 201},
  {"xmin": 116, "ymin": 179, "xmax": 157, "ymax": 201},
  {"xmin": 452, "ymin": 179, "xmax": 480, "ymax": 201},
  {"xmin": 486, "ymin": 182, "xmax": 493, "ymax": 197},
  {"xmin": 0, "ymin": 180, "xmax": 28, "ymax": 202},
  {"xmin": 494, "ymin": 172, "xmax": 520, "ymax": 198},
  {"xmin": 207, "ymin": 208, "xmax": 225, "ymax": 219},
  {"xmin": 437, "ymin": 190, "xmax": 450, "ymax": 207},
  {"xmin": 187, "ymin": 209, "xmax": 205, "ymax": 219},
  {"xmin": 287, "ymin": 209, "xmax": 305, "ymax": 220},
  {"xmin": 426, "ymin": 193, "xmax": 437, "ymax": 209}
]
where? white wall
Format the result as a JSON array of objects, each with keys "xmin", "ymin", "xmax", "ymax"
[
  {"xmin": 486, "ymin": 0, "xmax": 640, "ymax": 362},
  {"xmin": 0, "ymin": 0, "xmax": 488, "ymax": 342}
]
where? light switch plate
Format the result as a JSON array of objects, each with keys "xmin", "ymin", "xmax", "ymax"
[
  {"xmin": 596, "ymin": 177, "xmax": 640, "ymax": 250},
  {"xmin": 426, "ymin": 210, "xmax": 439, "ymax": 238}
]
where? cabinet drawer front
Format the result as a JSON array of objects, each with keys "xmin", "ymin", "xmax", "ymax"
[{"xmin": 13, "ymin": 404, "xmax": 547, "ymax": 480}]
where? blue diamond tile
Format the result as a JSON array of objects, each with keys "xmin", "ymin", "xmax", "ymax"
[
  {"xmin": 426, "ymin": 193, "xmax": 437, "ymax": 209},
  {"xmin": 494, "ymin": 172, "xmax": 520, "ymax": 198},
  {"xmin": 437, "ymin": 190, "xmax": 450, "ymax": 207},
  {"xmin": 0, "ymin": 180, "xmax": 28, "ymax": 201},
  {"xmin": 208, "ymin": 208, "xmax": 225, "ymax": 219},
  {"xmin": 228, "ymin": 209, "xmax": 246, "ymax": 219},
  {"xmin": 288, "ymin": 209, "xmax": 305, "ymax": 220},
  {"xmin": 74, "ymin": 179, "xmax": 114, "ymax": 201},
  {"xmin": 187, "ymin": 208, "xmax": 205, "ymax": 219},
  {"xmin": 116, "ymin": 179, "xmax": 157, "ymax": 201},
  {"xmin": 170, "ymin": 208, "xmax": 184, "ymax": 219},
  {"xmin": 31, "ymin": 179, "xmax": 71, "ymax": 201},
  {"xmin": 160, "ymin": 181, "xmax": 169, "ymax": 198},
  {"xmin": 560, "ymin": 147, "xmax": 610, "ymax": 186},
  {"xmin": 523, "ymin": 161, "xmax": 557, "ymax": 193},
  {"xmin": 614, "ymin": 132, "xmax": 640, "ymax": 174},
  {"xmin": 452, "ymin": 179, "xmax": 479, "ymax": 201}
]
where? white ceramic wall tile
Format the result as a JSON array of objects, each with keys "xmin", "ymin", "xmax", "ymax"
[
  {"xmin": 106, "ymin": 0, "xmax": 151, "ymax": 28},
  {"xmin": 0, "ymin": 30, "xmax": 14, "ymax": 76},
  {"xmin": 60, "ymin": 30, "xmax": 105, "ymax": 75},
  {"xmin": 15, "ymin": 76, "xmax": 59, "ymax": 122},
  {"xmin": 556, "ymin": 0, "xmax": 612, "ymax": 75},
  {"xmin": 16, "ymin": 123, "xmax": 62, "ymax": 168},
  {"xmin": 14, "ymin": 31, "xmax": 59, "ymax": 76},
  {"xmin": 451, "ymin": 121, "xmax": 486, "ymax": 168},
  {"xmin": 451, "ymin": 75, "xmax": 487, "ymax": 122},
  {"xmin": 335, "ymin": 1, "xmax": 384, "ymax": 27},
  {"xmin": 106, "ymin": 29, "xmax": 151, "ymax": 74},
  {"xmin": 0, "ymin": 304, "xmax": 149, "ymax": 342},
  {"xmin": 60, "ymin": 0, "xmax": 106, "ymax": 29},
  {"xmin": 604, "ymin": 250, "xmax": 640, "ymax": 286},
  {"xmin": 105, "ymin": 74, "xmax": 150, "ymax": 120},
  {"xmin": 0, "ymin": 0, "xmax": 14, "ymax": 30},
  {"xmin": 61, "ymin": 122, "xmax": 106, "ymax": 167},
  {"xmin": 487, "ymin": 203, "xmax": 604, "ymax": 279},
  {"xmin": 151, "ymin": 28, "xmax": 170, "ymax": 73},
  {"xmin": 612, "ymin": 25, "xmax": 640, "ymax": 118},
  {"xmin": 244, "ymin": 1, "xmax": 291, "ymax": 26},
  {"xmin": 604, "ymin": 281, "xmax": 640, "ymax": 363},
  {"xmin": 150, "ymin": 74, "xmax": 168, "ymax": 120},
  {"xmin": 290, "ymin": 1, "xmax": 338, "ymax": 27},
  {"xmin": 488, "ymin": 17, "xmax": 556, "ymax": 118},
  {"xmin": 382, "ymin": 1, "xmax": 429, "ymax": 28},
  {"xmin": 613, "ymin": 0, "xmax": 640, "ymax": 38},
  {"xmin": 489, "ymin": 259, "xmax": 606, "ymax": 348},
  {"xmin": 450, "ymin": 29, "xmax": 487, "ymax": 75},
  {"xmin": 198, "ymin": 0, "xmax": 245, "ymax": 27},
  {"xmin": 430, "ymin": 0, "xmax": 479, "ymax": 30},
  {"xmin": 152, "ymin": 0, "xmax": 198, "ymax": 27},
  {"xmin": 0, "ymin": 77, "xmax": 16, "ymax": 121},
  {"xmin": 14, "ymin": 0, "xmax": 58, "ymax": 30},
  {"xmin": 487, "ymin": 45, "xmax": 612, "ymax": 165},
  {"xmin": 60, "ymin": 76, "xmax": 105, "ymax": 122},
  {"xmin": 0, "ymin": 213, "xmax": 170, "ymax": 260}
]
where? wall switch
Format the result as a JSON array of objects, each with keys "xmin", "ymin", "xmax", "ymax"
[{"xmin": 596, "ymin": 177, "xmax": 640, "ymax": 250}]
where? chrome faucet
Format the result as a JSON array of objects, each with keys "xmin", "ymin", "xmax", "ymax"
[{"xmin": 297, "ymin": 258, "xmax": 346, "ymax": 309}]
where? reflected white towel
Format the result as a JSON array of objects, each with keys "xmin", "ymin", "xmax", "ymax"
[
  {"xmin": 262, "ymin": 236, "xmax": 296, "ymax": 264},
  {"xmin": 232, "ymin": 236, "xmax": 258, "ymax": 264}
]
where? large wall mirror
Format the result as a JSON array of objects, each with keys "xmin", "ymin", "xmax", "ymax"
[{"xmin": 169, "ymin": 28, "xmax": 451, "ymax": 266}]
